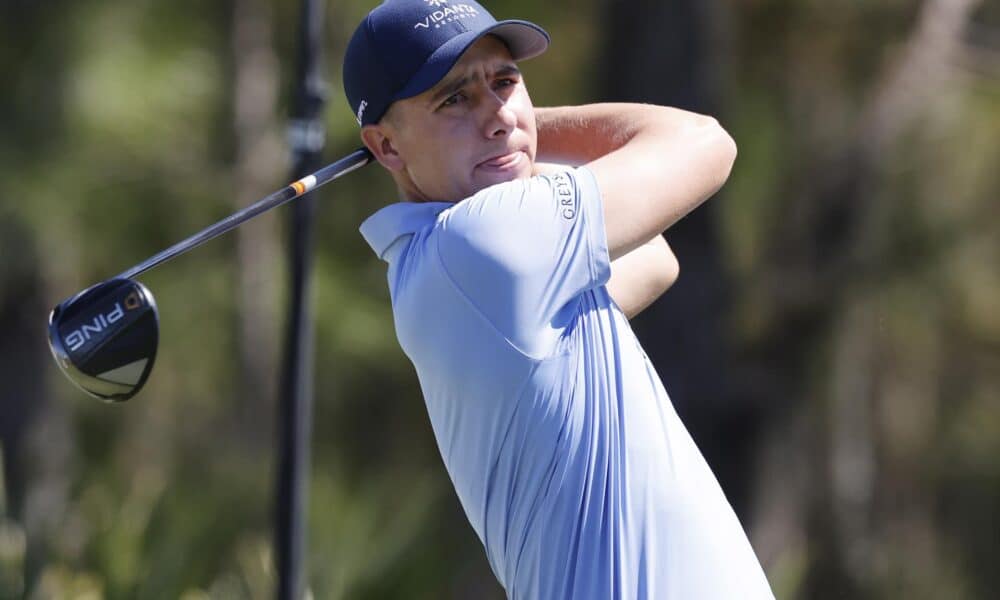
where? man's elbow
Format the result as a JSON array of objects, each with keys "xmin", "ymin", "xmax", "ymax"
[
  {"xmin": 698, "ymin": 117, "xmax": 737, "ymax": 193},
  {"xmin": 649, "ymin": 237, "xmax": 680, "ymax": 297},
  {"xmin": 657, "ymin": 247, "xmax": 680, "ymax": 294},
  {"xmin": 657, "ymin": 114, "xmax": 737, "ymax": 207},
  {"xmin": 719, "ymin": 125, "xmax": 738, "ymax": 181}
]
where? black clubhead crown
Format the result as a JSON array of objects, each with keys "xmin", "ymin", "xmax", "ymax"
[{"xmin": 48, "ymin": 278, "xmax": 159, "ymax": 402}]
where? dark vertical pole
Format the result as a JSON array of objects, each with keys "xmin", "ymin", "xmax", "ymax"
[
  {"xmin": 596, "ymin": 0, "xmax": 764, "ymax": 519},
  {"xmin": 276, "ymin": 0, "xmax": 326, "ymax": 598}
]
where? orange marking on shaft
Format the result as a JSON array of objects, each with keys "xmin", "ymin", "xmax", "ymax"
[{"xmin": 292, "ymin": 181, "xmax": 306, "ymax": 195}]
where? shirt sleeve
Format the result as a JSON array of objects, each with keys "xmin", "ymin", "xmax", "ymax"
[{"xmin": 435, "ymin": 166, "xmax": 610, "ymax": 357}]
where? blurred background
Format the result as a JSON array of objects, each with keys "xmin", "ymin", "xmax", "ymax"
[{"xmin": 1, "ymin": 0, "xmax": 998, "ymax": 597}]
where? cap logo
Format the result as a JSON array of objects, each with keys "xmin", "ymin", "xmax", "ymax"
[
  {"xmin": 356, "ymin": 100, "xmax": 368, "ymax": 125},
  {"xmin": 414, "ymin": 3, "xmax": 479, "ymax": 30}
]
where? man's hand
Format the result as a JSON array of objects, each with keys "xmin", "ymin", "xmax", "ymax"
[
  {"xmin": 535, "ymin": 104, "xmax": 736, "ymax": 261},
  {"xmin": 606, "ymin": 235, "xmax": 678, "ymax": 319}
]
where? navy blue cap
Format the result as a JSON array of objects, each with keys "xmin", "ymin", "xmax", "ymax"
[{"xmin": 343, "ymin": 0, "xmax": 549, "ymax": 126}]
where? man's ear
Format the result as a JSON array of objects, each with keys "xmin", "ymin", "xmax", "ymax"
[{"xmin": 360, "ymin": 124, "xmax": 405, "ymax": 172}]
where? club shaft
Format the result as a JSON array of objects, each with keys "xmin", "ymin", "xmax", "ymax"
[{"xmin": 117, "ymin": 148, "xmax": 372, "ymax": 281}]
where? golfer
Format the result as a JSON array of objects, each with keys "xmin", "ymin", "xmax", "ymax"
[{"xmin": 345, "ymin": 1, "xmax": 774, "ymax": 597}]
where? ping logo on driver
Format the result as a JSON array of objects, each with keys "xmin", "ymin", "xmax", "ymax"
[{"xmin": 64, "ymin": 291, "xmax": 144, "ymax": 353}]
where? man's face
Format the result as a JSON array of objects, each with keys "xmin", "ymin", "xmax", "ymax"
[{"xmin": 365, "ymin": 35, "xmax": 537, "ymax": 202}]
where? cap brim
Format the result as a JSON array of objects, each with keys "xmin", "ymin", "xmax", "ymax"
[
  {"xmin": 392, "ymin": 20, "xmax": 550, "ymax": 104},
  {"xmin": 489, "ymin": 20, "xmax": 550, "ymax": 61}
]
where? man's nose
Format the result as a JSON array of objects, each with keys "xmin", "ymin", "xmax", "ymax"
[{"xmin": 482, "ymin": 93, "xmax": 517, "ymax": 139}]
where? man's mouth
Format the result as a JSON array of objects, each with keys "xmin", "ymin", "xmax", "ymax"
[{"xmin": 476, "ymin": 151, "xmax": 525, "ymax": 171}]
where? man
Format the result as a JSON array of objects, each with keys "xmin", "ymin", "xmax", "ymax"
[{"xmin": 344, "ymin": 1, "xmax": 774, "ymax": 598}]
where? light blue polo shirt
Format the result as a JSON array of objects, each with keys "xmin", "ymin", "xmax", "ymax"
[{"xmin": 360, "ymin": 167, "xmax": 774, "ymax": 599}]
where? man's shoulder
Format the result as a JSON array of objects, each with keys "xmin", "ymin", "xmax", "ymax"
[
  {"xmin": 360, "ymin": 201, "xmax": 451, "ymax": 260},
  {"xmin": 443, "ymin": 167, "xmax": 587, "ymax": 226}
]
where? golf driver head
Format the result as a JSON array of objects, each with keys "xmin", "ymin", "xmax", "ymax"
[{"xmin": 48, "ymin": 278, "xmax": 159, "ymax": 402}]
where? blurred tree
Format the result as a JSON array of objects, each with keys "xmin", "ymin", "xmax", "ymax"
[
  {"xmin": 0, "ymin": 1, "xmax": 82, "ymax": 595},
  {"xmin": 726, "ymin": 0, "xmax": 996, "ymax": 597},
  {"xmin": 0, "ymin": 218, "xmax": 52, "ymax": 597},
  {"xmin": 594, "ymin": 0, "xmax": 765, "ymax": 521},
  {"xmin": 230, "ymin": 0, "xmax": 285, "ymax": 441}
]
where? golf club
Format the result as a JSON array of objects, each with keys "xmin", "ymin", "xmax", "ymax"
[{"xmin": 48, "ymin": 147, "xmax": 373, "ymax": 401}]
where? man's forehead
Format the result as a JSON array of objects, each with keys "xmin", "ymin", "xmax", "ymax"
[
  {"xmin": 424, "ymin": 37, "xmax": 516, "ymax": 96},
  {"xmin": 383, "ymin": 36, "xmax": 518, "ymax": 121}
]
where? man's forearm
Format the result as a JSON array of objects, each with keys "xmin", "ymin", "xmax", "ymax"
[
  {"xmin": 606, "ymin": 235, "xmax": 678, "ymax": 319},
  {"xmin": 534, "ymin": 104, "xmax": 719, "ymax": 166}
]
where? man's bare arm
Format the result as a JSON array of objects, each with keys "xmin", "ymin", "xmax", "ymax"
[
  {"xmin": 535, "ymin": 104, "xmax": 736, "ymax": 260},
  {"xmin": 606, "ymin": 235, "xmax": 678, "ymax": 319},
  {"xmin": 534, "ymin": 104, "xmax": 731, "ymax": 318},
  {"xmin": 535, "ymin": 161, "xmax": 677, "ymax": 316}
]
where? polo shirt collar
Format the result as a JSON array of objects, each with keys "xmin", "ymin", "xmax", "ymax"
[{"xmin": 360, "ymin": 201, "xmax": 452, "ymax": 261}]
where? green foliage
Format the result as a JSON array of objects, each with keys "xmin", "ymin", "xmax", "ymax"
[{"xmin": 0, "ymin": 0, "xmax": 997, "ymax": 598}]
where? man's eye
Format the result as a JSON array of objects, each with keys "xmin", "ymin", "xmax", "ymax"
[{"xmin": 441, "ymin": 93, "xmax": 464, "ymax": 107}]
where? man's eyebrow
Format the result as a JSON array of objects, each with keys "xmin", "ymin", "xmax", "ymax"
[
  {"xmin": 494, "ymin": 64, "xmax": 521, "ymax": 78},
  {"xmin": 428, "ymin": 63, "xmax": 522, "ymax": 106}
]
